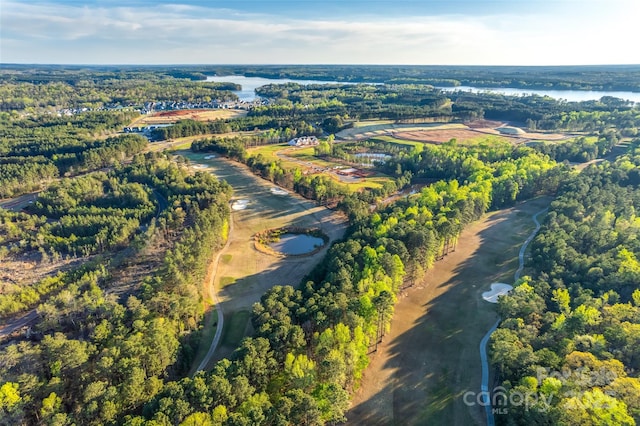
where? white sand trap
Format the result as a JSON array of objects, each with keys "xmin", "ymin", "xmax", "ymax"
[
  {"xmin": 231, "ymin": 199, "xmax": 249, "ymax": 211},
  {"xmin": 204, "ymin": 155, "xmax": 217, "ymax": 159},
  {"xmin": 270, "ymin": 187, "xmax": 288, "ymax": 195},
  {"xmin": 482, "ymin": 283, "xmax": 513, "ymax": 303}
]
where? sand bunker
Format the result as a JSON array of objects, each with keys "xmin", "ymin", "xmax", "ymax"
[
  {"xmin": 204, "ymin": 155, "xmax": 217, "ymax": 159},
  {"xmin": 270, "ymin": 187, "xmax": 288, "ymax": 195},
  {"xmin": 482, "ymin": 283, "xmax": 513, "ymax": 303},
  {"xmin": 231, "ymin": 199, "xmax": 249, "ymax": 211}
]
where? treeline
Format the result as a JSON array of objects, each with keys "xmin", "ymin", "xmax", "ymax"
[
  {"xmin": 450, "ymin": 91, "xmax": 640, "ymax": 133},
  {"xmin": 529, "ymin": 132, "xmax": 619, "ymax": 163},
  {"xmin": 0, "ymin": 153, "xmax": 233, "ymax": 425},
  {"xmin": 0, "ymin": 70, "xmax": 239, "ymax": 111},
  {"xmin": 383, "ymin": 139, "xmax": 566, "ymax": 209},
  {"xmin": 206, "ymin": 64, "xmax": 640, "ymax": 92},
  {"xmin": 151, "ymin": 117, "xmax": 319, "ymax": 142},
  {"xmin": 11, "ymin": 64, "xmax": 638, "ymax": 92},
  {"xmin": 0, "ymin": 111, "xmax": 147, "ymax": 197},
  {"xmin": 253, "ymin": 83, "xmax": 450, "ymax": 122},
  {"xmin": 490, "ymin": 144, "xmax": 640, "ymax": 424}
]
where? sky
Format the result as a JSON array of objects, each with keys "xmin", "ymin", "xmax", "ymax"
[{"xmin": 1, "ymin": 0, "xmax": 639, "ymax": 65}]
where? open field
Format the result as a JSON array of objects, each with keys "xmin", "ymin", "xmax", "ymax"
[
  {"xmin": 347, "ymin": 196, "xmax": 552, "ymax": 426},
  {"xmin": 393, "ymin": 129, "xmax": 514, "ymax": 145},
  {"xmin": 337, "ymin": 122, "xmax": 465, "ymax": 141},
  {"xmin": 130, "ymin": 109, "xmax": 246, "ymax": 126},
  {"xmin": 179, "ymin": 151, "xmax": 348, "ymax": 366}
]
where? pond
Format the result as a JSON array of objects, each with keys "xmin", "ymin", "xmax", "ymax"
[
  {"xmin": 269, "ymin": 233, "xmax": 325, "ymax": 255},
  {"xmin": 354, "ymin": 152, "xmax": 391, "ymax": 166}
]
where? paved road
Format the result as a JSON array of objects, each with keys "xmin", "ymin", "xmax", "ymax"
[{"xmin": 479, "ymin": 207, "xmax": 548, "ymax": 426}]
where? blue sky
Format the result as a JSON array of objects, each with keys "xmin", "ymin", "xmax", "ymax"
[{"xmin": 1, "ymin": 0, "xmax": 639, "ymax": 65}]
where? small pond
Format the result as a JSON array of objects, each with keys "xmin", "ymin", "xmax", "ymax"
[{"xmin": 269, "ymin": 233, "xmax": 325, "ymax": 255}]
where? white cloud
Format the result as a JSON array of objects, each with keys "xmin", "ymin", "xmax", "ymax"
[{"xmin": 1, "ymin": 1, "xmax": 638, "ymax": 64}]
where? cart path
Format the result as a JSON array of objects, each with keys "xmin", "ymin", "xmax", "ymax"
[{"xmin": 479, "ymin": 207, "xmax": 547, "ymax": 426}]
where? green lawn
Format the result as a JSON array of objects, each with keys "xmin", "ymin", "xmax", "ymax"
[
  {"xmin": 220, "ymin": 276, "xmax": 236, "ymax": 287},
  {"xmin": 222, "ymin": 310, "xmax": 251, "ymax": 347},
  {"xmin": 247, "ymin": 143, "xmax": 289, "ymax": 161}
]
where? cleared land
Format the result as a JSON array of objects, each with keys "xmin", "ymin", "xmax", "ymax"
[
  {"xmin": 130, "ymin": 108, "xmax": 246, "ymax": 126},
  {"xmin": 180, "ymin": 151, "xmax": 348, "ymax": 366},
  {"xmin": 393, "ymin": 129, "xmax": 512, "ymax": 145},
  {"xmin": 337, "ymin": 122, "xmax": 465, "ymax": 141},
  {"xmin": 346, "ymin": 196, "xmax": 551, "ymax": 426},
  {"xmin": 337, "ymin": 120, "xmax": 570, "ymax": 145}
]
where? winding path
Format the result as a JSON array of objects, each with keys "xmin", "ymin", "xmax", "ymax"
[
  {"xmin": 479, "ymin": 207, "xmax": 548, "ymax": 426},
  {"xmin": 194, "ymin": 215, "xmax": 233, "ymax": 373}
]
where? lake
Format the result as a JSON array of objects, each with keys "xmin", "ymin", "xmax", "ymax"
[
  {"xmin": 206, "ymin": 75, "xmax": 347, "ymax": 102},
  {"xmin": 437, "ymin": 85, "xmax": 640, "ymax": 103},
  {"xmin": 206, "ymin": 75, "xmax": 640, "ymax": 103}
]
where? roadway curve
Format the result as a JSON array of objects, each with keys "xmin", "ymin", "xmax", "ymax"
[
  {"xmin": 194, "ymin": 215, "xmax": 233, "ymax": 373},
  {"xmin": 479, "ymin": 207, "xmax": 548, "ymax": 426}
]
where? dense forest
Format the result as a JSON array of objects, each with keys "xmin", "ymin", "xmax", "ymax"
[
  {"xmin": 0, "ymin": 111, "xmax": 147, "ymax": 197},
  {"xmin": 0, "ymin": 69, "xmax": 238, "ymax": 111},
  {"xmin": 490, "ymin": 145, "xmax": 640, "ymax": 425},
  {"xmin": 2, "ymin": 65, "xmax": 640, "ymax": 425},
  {"xmin": 1, "ymin": 153, "xmax": 232, "ymax": 424}
]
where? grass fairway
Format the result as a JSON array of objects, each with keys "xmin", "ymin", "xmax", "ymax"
[
  {"xmin": 347, "ymin": 196, "xmax": 552, "ymax": 426},
  {"xmin": 181, "ymin": 151, "xmax": 348, "ymax": 364},
  {"xmin": 247, "ymin": 143, "xmax": 290, "ymax": 161},
  {"xmin": 221, "ymin": 310, "xmax": 251, "ymax": 347}
]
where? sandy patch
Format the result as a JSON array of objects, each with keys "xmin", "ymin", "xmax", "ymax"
[
  {"xmin": 270, "ymin": 187, "xmax": 289, "ymax": 196},
  {"xmin": 481, "ymin": 283, "xmax": 513, "ymax": 303},
  {"xmin": 231, "ymin": 199, "xmax": 249, "ymax": 211}
]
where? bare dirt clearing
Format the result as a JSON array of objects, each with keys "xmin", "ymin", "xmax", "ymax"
[
  {"xmin": 346, "ymin": 196, "xmax": 551, "ymax": 426},
  {"xmin": 180, "ymin": 152, "xmax": 348, "ymax": 366},
  {"xmin": 0, "ymin": 254, "xmax": 88, "ymax": 292},
  {"xmin": 130, "ymin": 108, "xmax": 246, "ymax": 126}
]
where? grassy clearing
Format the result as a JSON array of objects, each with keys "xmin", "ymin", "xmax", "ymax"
[
  {"xmin": 221, "ymin": 254, "xmax": 232, "ymax": 264},
  {"xmin": 220, "ymin": 276, "xmax": 236, "ymax": 287},
  {"xmin": 221, "ymin": 310, "xmax": 251, "ymax": 348},
  {"xmin": 352, "ymin": 120, "xmax": 396, "ymax": 128},
  {"xmin": 459, "ymin": 134, "xmax": 512, "ymax": 146},
  {"xmin": 247, "ymin": 143, "xmax": 289, "ymax": 161}
]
